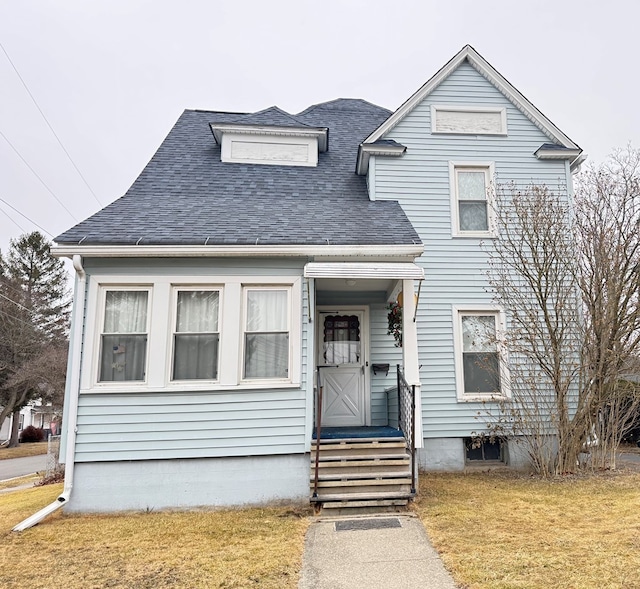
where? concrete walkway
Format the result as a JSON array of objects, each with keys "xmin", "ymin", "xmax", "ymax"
[{"xmin": 299, "ymin": 513, "xmax": 458, "ymax": 589}]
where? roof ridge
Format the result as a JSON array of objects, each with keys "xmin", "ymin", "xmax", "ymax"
[
  {"xmin": 230, "ymin": 106, "xmax": 312, "ymax": 127},
  {"xmin": 297, "ymin": 98, "xmax": 391, "ymax": 116}
]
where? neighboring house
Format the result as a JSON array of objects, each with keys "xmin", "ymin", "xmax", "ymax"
[
  {"xmin": 52, "ymin": 45, "xmax": 582, "ymax": 512},
  {"xmin": 0, "ymin": 401, "xmax": 58, "ymax": 442}
]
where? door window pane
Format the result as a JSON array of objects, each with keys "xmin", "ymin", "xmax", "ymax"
[{"xmin": 322, "ymin": 315, "xmax": 361, "ymax": 364}]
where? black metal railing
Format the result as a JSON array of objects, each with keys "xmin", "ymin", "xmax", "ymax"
[
  {"xmin": 312, "ymin": 366, "xmax": 337, "ymax": 499},
  {"xmin": 397, "ymin": 364, "xmax": 417, "ymax": 494}
]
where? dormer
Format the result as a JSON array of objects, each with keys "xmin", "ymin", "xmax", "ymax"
[{"xmin": 209, "ymin": 107, "xmax": 328, "ymax": 167}]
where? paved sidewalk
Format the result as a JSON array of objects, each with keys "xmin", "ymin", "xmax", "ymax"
[
  {"xmin": 299, "ymin": 513, "xmax": 458, "ymax": 589},
  {"xmin": 0, "ymin": 455, "xmax": 47, "ymax": 481}
]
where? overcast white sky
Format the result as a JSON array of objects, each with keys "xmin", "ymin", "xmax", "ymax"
[{"xmin": 0, "ymin": 0, "xmax": 638, "ymax": 255}]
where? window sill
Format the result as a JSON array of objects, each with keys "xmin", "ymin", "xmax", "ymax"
[
  {"xmin": 451, "ymin": 232, "xmax": 497, "ymax": 239},
  {"xmin": 81, "ymin": 382, "xmax": 302, "ymax": 394},
  {"xmin": 457, "ymin": 394, "xmax": 508, "ymax": 403}
]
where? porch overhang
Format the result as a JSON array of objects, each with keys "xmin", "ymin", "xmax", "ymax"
[{"xmin": 303, "ymin": 262, "xmax": 424, "ymax": 281}]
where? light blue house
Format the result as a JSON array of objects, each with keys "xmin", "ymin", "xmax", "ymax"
[{"xmin": 44, "ymin": 46, "xmax": 581, "ymax": 514}]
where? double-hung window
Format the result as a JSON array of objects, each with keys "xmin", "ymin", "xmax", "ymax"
[
  {"xmin": 243, "ymin": 287, "xmax": 290, "ymax": 380},
  {"xmin": 454, "ymin": 308, "xmax": 507, "ymax": 400},
  {"xmin": 172, "ymin": 289, "xmax": 220, "ymax": 381},
  {"xmin": 450, "ymin": 163, "xmax": 494, "ymax": 236},
  {"xmin": 99, "ymin": 289, "xmax": 150, "ymax": 382}
]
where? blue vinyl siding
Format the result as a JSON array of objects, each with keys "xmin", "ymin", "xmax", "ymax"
[
  {"xmin": 74, "ymin": 257, "xmax": 308, "ymax": 462},
  {"xmin": 373, "ymin": 61, "xmax": 572, "ymax": 438}
]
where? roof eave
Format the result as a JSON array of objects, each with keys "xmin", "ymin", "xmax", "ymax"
[
  {"xmin": 356, "ymin": 143, "xmax": 407, "ymax": 175},
  {"xmin": 209, "ymin": 123, "xmax": 329, "ymax": 151},
  {"xmin": 51, "ymin": 243, "xmax": 425, "ymax": 259}
]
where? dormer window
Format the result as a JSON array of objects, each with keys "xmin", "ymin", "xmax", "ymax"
[{"xmin": 210, "ymin": 114, "xmax": 328, "ymax": 167}]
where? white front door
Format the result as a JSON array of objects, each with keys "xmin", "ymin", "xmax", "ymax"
[{"xmin": 317, "ymin": 309, "xmax": 369, "ymax": 427}]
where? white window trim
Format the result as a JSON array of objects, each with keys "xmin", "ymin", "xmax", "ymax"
[
  {"xmin": 431, "ymin": 105, "xmax": 507, "ymax": 135},
  {"xmin": 82, "ymin": 274, "xmax": 302, "ymax": 394},
  {"xmin": 449, "ymin": 161, "xmax": 496, "ymax": 238},
  {"xmin": 93, "ymin": 285, "xmax": 153, "ymax": 387},
  {"xmin": 221, "ymin": 132, "xmax": 318, "ymax": 167},
  {"xmin": 452, "ymin": 305, "xmax": 510, "ymax": 402},
  {"xmin": 168, "ymin": 285, "xmax": 223, "ymax": 385},
  {"xmin": 240, "ymin": 285, "xmax": 293, "ymax": 385}
]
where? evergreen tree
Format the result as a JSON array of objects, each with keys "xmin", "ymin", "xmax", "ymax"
[{"xmin": 0, "ymin": 232, "xmax": 70, "ymax": 446}]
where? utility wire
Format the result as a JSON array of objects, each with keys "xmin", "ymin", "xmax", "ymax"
[
  {"xmin": 0, "ymin": 129, "xmax": 78, "ymax": 222},
  {"xmin": 0, "ymin": 203, "xmax": 26, "ymax": 233},
  {"xmin": 0, "ymin": 291, "xmax": 32, "ymax": 314},
  {"xmin": 0, "ymin": 41, "xmax": 103, "ymax": 207},
  {"xmin": 0, "ymin": 195, "xmax": 54, "ymax": 237},
  {"xmin": 0, "ymin": 307, "xmax": 35, "ymax": 329}
]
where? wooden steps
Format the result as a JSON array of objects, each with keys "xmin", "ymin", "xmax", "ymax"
[{"xmin": 310, "ymin": 436, "xmax": 415, "ymax": 512}]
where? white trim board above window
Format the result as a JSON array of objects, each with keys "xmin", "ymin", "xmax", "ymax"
[
  {"xmin": 431, "ymin": 105, "xmax": 507, "ymax": 135},
  {"xmin": 449, "ymin": 161, "xmax": 495, "ymax": 237},
  {"xmin": 452, "ymin": 306, "xmax": 510, "ymax": 402}
]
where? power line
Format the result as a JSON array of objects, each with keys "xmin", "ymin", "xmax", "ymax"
[
  {"xmin": 0, "ymin": 128, "xmax": 78, "ymax": 222},
  {"xmin": 0, "ymin": 307, "xmax": 35, "ymax": 329},
  {"xmin": 0, "ymin": 41, "xmax": 103, "ymax": 207},
  {"xmin": 0, "ymin": 202, "xmax": 26, "ymax": 233},
  {"xmin": 0, "ymin": 291, "xmax": 32, "ymax": 314},
  {"xmin": 0, "ymin": 195, "xmax": 54, "ymax": 237}
]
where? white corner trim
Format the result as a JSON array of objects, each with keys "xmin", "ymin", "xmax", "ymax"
[{"xmin": 51, "ymin": 244, "xmax": 425, "ymax": 259}]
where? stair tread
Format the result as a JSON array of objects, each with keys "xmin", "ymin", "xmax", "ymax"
[
  {"xmin": 311, "ymin": 441, "xmax": 406, "ymax": 450},
  {"xmin": 316, "ymin": 459, "xmax": 410, "ymax": 468},
  {"xmin": 313, "ymin": 470, "xmax": 412, "ymax": 481},
  {"xmin": 313, "ymin": 437, "xmax": 406, "ymax": 444},
  {"xmin": 321, "ymin": 498, "xmax": 410, "ymax": 509},
  {"xmin": 312, "ymin": 479, "xmax": 411, "ymax": 488},
  {"xmin": 313, "ymin": 453, "xmax": 410, "ymax": 461},
  {"xmin": 311, "ymin": 491, "xmax": 414, "ymax": 502}
]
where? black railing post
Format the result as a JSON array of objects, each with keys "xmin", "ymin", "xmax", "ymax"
[
  {"xmin": 312, "ymin": 375, "xmax": 323, "ymax": 499},
  {"xmin": 396, "ymin": 364, "xmax": 402, "ymax": 427}
]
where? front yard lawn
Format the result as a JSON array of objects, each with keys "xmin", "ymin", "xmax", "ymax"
[
  {"xmin": 0, "ymin": 484, "xmax": 309, "ymax": 589},
  {"xmin": 414, "ymin": 470, "xmax": 640, "ymax": 589},
  {"xmin": 0, "ymin": 442, "xmax": 48, "ymax": 460}
]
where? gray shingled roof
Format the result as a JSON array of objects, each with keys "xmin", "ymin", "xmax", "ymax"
[
  {"xmin": 55, "ymin": 99, "xmax": 421, "ymax": 247},
  {"xmin": 228, "ymin": 106, "xmax": 313, "ymax": 128}
]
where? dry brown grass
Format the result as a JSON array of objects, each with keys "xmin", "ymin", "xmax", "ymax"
[
  {"xmin": 0, "ymin": 442, "xmax": 48, "ymax": 460},
  {"xmin": 414, "ymin": 470, "xmax": 640, "ymax": 589},
  {"xmin": 0, "ymin": 484, "xmax": 310, "ymax": 588},
  {"xmin": 0, "ymin": 474, "xmax": 38, "ymax": 491}
]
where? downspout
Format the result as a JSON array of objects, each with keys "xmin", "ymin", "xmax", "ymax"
[{"xmin": 13, "ymin": 255, "xmax": 86, "ymax": 532}]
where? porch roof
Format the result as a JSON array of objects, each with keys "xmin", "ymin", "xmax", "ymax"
[{"xmin": 304, "ymin": 262, "xmax": 424, "ymax": 280}]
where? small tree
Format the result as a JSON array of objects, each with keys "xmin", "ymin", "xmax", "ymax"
[
  {"xmin": 483, "ymin": 149, "xmax": 640, "ymax": 475},
  {"xmin": 483, "ymin": 183, "xmax": 583, "ymax": 476}
]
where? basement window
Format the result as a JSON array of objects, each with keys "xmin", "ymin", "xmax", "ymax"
[{"xmin": 465, "ymin": 438, "xmax": 503, "ymax": 462}]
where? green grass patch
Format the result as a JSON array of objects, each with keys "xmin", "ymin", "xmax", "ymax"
[{"xmin": 0, "ymin": 484, "xmax": 310, "ymax": 588}]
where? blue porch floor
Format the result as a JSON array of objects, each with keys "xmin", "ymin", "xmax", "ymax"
[{"xmin": 313, "ymin": 426, "xmax": 403, "ymax": 439}]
